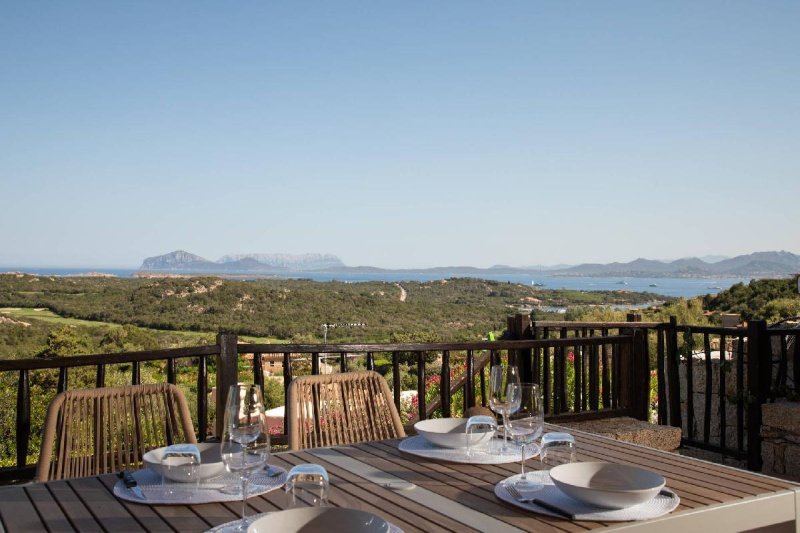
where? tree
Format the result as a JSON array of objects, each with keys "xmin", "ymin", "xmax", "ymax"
[{"xmin": 37, "ymin": 326, "xmax": 92, "ymax": 358}]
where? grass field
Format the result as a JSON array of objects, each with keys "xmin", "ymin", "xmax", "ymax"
[{"xmin": 0, "ymin": 307, "xmax": 281, "ymax": 344}]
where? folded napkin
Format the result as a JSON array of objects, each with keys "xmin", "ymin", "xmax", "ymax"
[
  {"xmin": 162, "ymin": 443, "xmax": 201, "ymax": 463},
  {"xmin": 495, "ymin": 472, "xmax": 680, "ymax": 521}
]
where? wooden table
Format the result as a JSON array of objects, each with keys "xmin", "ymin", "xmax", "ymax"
[{"xmin": 2, "ymin": 426, "xmax": 798, "ymax": 532}]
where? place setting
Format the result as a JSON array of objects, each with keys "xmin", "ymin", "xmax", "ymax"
[
  {"xmin": 491, "ymin": 383, "xmax": 681, "ymax": 522},
  {"xmin": 209, "ymin": 462, "xmax": 404, "ymax": 533},
  {"xmin": 399, "ymin": 365, "xmax": 538, "ymax": 464},
  {"xmin": 114, "ymin": 384, "xmax": 286, "ymax": 508}
]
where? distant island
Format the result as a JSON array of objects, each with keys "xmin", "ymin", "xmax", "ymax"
[{"xmin": 138, "ymin": 250, "xmax": 800, "ymax": 278}]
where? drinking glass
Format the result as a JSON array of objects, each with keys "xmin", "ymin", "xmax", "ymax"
[
  {"xmin": 160, "ymin": 443, "xmax": 200, "ymax": 495},
  {"xmin": 540, "ymin": 432, "xmax": 576, "ymax": 468},
  {"xmin": 489, "ymin": 365, "xmax": 521, "ymax": 452},
  {"xmin": 507, "ymin": 384, "xmax": 544, "ymax": 490},
  {"xmin": 220, "ymin": 384, "xmax": 270, "ymax": 531},
  {"xmin": 285, "ymin": 464, "xmax": 329, "ymax": 508},
  {"xmin": 465, "ymin": 415, "xmax": 497, "ymax": 458}
]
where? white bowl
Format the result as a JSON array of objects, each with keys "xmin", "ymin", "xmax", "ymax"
[
  {"xmin": 413, "ymin": 417, "xmax": 494, "ymax": 449},
  {"xmin": 143, "ymin": 442, "xmax": 226, "ymax": 482},
  {"xmin": 549, "ymin": 462, "xmax": 665, "ymax": 509},
  {"xmin": 248, "ymin": 507, "xmax": 388, "ymax": 533}
]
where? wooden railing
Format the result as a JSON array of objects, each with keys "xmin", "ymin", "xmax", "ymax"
[
  {"xmin": 0, "ymin": 326, "xmax": 645, "ymax": 483},
  {"xmin": 0, "ymin": 342, "xmax": 221, "ymax": 483}
]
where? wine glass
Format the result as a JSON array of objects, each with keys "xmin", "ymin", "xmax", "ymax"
[
  {"xmin": 489, "ymin": 365, "xmax": 521, "ymax": 452},
  {"xmin": 220, "ymin": 384, "xmax": 271, "ymax": 531},
  {"xmin": 507, "ymin": 384, "xmax": 544, "ymax": 490}
]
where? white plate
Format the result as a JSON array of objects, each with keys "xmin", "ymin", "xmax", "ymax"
[
  {"xmin": 144, "ymin": 442, "xmax": 226, "ymax": 482},
  {"xmin": 413, "ymin": 418, "xmax": 493, "ymax": 449},
  {"xmin": 247, "ymin": 508, "xmax": 389, "ymax": 533},
  {"xmin": 399, "ymin": 435, "xmax": 535, "ymax": 465},
  {"xmin": 549, "ymin": 462, "xmax": 665, "ymax": 509},
  {"xmin": 495, "ymin": 472, "xmax": 679, "ymax": 522}
]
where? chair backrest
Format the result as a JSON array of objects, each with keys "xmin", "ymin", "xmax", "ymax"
[
  {"xmin": 287, "ymin": 370, "xmax": 406, "ymax": 450},
  {"xmin": 36, "ymin": 383, "xmax": 197, "ymax": 482}
]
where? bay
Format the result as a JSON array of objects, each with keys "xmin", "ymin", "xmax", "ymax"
[{"xmin": 2, "ymin": 267, "xmax": 750, "ymax": 298}]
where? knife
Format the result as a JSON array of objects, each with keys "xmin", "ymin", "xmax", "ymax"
[
  {"xmin": 117, "ymin": 470, "xmax": 146, "ymax": 500},
  {"xmin": 532, "ymin": 498, "xmax": 576, "ymax": 521}
]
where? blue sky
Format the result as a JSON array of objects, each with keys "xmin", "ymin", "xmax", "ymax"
[{"xmin": 1, "ymin": 1, "xmax": 798, "ymax": 268}]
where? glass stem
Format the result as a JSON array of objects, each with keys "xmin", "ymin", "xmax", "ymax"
[
  {"xmin": 520, "ymin": 443, "xmax": 526, "ymax": 479},
  {"xmin": 502, "ymin": 411, "xmax": 509, "ymax": 448},
  {"xmin": 241, "ymin": 474, "xmax": 249, "ymax": 523}
]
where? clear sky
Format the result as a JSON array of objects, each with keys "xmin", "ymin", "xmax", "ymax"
[{"xmin": 1, "ymin": 1, "xmax": 798, "ymax": 268}]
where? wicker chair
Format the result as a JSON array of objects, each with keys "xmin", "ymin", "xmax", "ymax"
[
  {"xmin": 36, "ymin": 383, "xmax": 196, "ymax": 482},
  {"xmin": 287, "ymin": 370, "xmax": 406, "ymax": 450}
]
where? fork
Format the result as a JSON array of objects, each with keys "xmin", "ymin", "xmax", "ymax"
[{"xmin": 504, "ymin": 484, "xmax": 535, "ymax": 503}]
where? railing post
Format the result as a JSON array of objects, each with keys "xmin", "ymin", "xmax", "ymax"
[
  {"xmin": 197, "ymin": 355, "xmax": 208, "ymax": 441},
  {"xmin": 167, "ymin": 359, "xmax": 177, "ymax": 385},
  {"xmin": 746, "ymin": 320, "xmax": 770, "ymax": 471},
  {"xmin": 666, "ymin": 316, "xmax": 682, "ymax": 430},
  {"xmin": 618, "ymin": 326, "xmax": 650, "ymax": 421},
  {"xmin": 508, "ymin": 314, "xmax": 533, "ymax": 384},
  {"xmin": 215, "ymin": 333, "xmax": 239, "ymax": 438},
  {"xmin": 465, "ymin": 350, "xmax": 475, "ymax": 411},
  {"xmin": 417, "ymin": 352, "xmax": 426, "ymax": 421},
  {"xmin": 440, "ymin": 350, "xmax": 451, "ymax": 418},
  {"xmin": 392, "ymin": 352, "xmax": 401, "ymax": 413},
  {"xmin": 16, "ymin": 369, "xmax": 30, "ymax": 469},
  {"xmin": 253, "ymin": 353, "xmax": 265, "ymax": 390},
  {"xmin": 282, "ymin": 352, "xmax": 292, "ymax": 439}
]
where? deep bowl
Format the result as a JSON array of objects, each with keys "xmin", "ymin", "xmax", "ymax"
[
  {"xmin": 413, "ymin": 417, "xmax": 494, "ymax": 449},
  {"xmin": 247, "ymin": 507, "xmax": 388, "ymax": 533},
  {"xmin": 549, "ymin": 462, "xmax": 665, "ymax": 509},
  {"xmin": 143, "ymin": 442, "xmax": 226, "ymax": 482}
]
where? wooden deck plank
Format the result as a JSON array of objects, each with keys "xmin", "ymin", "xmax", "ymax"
[
  {"xmin": 25, "ymin": 483, "xmax": 74, "ymax": 533},
  {"xmin": 0, "ymin": 484, "xmax": 46, "ymax": 533},
  {"xmin": 68, "ymin": 477, "xmax": 146, "ymax": 532},
  {"xmin": 47, "ymin": 479, "xmax": 104, "ymax": 532},
  {"xmin": 97, "ymin": 475, "xmax": 175, "ymax": 532}
]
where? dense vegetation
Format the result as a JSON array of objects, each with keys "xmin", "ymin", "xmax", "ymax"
[
  {"xmin": 703, "ymin": 276, "xmax": 800, "ymax": 323},
  {"xmin": 0, "ymin": 273, "xmax": 666, "ymax": 470},
  {"xmin": 0, "ymin": 273, "xmax": 663, "ymax": 351}
]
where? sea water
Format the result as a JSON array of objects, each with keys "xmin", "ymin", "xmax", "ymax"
[{"xmin": 1, "ymin": 267, "xmax": 750, "ymax": 298}]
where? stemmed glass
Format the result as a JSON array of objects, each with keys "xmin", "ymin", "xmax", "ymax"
[
  {"xmin": 507, "ymin": 384, "xmax": 544, "ymax": 490},
  {"xmin": 489, "ymin": 365, "xmax": 521, "ymax": 452},
  {"xmin": 220, "ymin": 384, "xmax": 271, "ymax": 531}
]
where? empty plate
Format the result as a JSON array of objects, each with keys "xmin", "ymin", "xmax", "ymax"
[{"xmin": 247, "ymin": 508, "xmax": 389, "ymax": 533}]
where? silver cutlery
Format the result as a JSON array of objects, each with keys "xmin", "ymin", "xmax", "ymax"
[
  {"xmin": 264, "ymin": 465, "xmax": 283, "ymax": 477},
  {"xmin": 117, "ymin": 470, "xmax": 146, "ymax": 500},
  {"xmin": 504, "ymin": 484, "xmax": 575, "ymax": 520}
]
